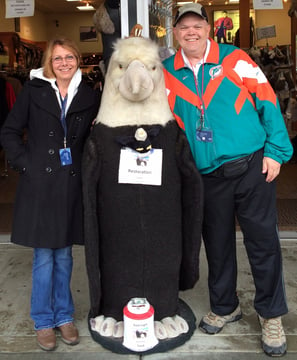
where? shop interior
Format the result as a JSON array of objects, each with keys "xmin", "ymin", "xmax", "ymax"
[{"xmin": 1, "ymin": 0, "xmax": 297, "ymax": 233}]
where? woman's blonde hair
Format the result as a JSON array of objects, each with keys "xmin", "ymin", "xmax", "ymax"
[{"xmin": 42, "ymin": 37, "xmax": 81, "ymax": 78}]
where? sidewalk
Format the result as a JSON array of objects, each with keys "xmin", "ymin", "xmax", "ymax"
[{"xmin": 0, "ymin": 233, "xmax": 297, "ymax": 359}]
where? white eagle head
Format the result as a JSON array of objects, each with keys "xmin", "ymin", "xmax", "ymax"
[{"xmin": 95, "ymin": 36, "xmax": 173, "ymax": 127}]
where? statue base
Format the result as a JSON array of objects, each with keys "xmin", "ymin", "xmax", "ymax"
[{"xmin": 88, "ymin": 298, "xmax": 196, "ymax": 355}]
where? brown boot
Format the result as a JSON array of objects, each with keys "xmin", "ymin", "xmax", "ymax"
[
  {"xmin": 58, "ymin": 322, "xmax": 79, "ymax": 345},
  {"xmin": 36, "ymin": 328, "xmax": 56, "ymax": 351}
]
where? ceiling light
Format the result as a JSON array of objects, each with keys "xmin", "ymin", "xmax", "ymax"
[
  {"xmin": 176, "ymin": 2, "xmax": 192, "ymax": 5},
  {"xmin": 77, "ymin": 3, "xmax": 95, "ymax": 10}
]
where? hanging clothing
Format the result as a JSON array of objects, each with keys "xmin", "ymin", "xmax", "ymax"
[
  {"xmin": 0, "ymin": 77, "xmax": 15, "ymax": 137},
  {"xmin": 0, "ymin": 77, "xmax": 9, "ymax": 131},
  {"xmin": 214, "ymin": 16, "xmax": 233, "ymax": 43}
]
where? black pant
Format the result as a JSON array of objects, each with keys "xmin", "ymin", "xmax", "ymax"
[{"xmin": 202, "ymin": 149, "xmax": 288, "ymax": 318}]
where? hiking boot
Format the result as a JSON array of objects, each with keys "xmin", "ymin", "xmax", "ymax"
[
  {"xmin": 199, "ymin": 305, "xmax": 242, "ymax": 334},
  {"xmin": 36, "ymin": 328, "xmax": 56, "ymax": 351},
  {"xmin": 258, "ymin": 315, "xmax": 287, "ymax": 357},
  {"xmin": 58, "ymin": 322, "xmax": 79, "ymax": 345}
]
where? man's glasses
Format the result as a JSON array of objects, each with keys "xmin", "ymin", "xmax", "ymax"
[{"xmin": 52, "ymin": 55, "xmax": 76, "ymax": 64}]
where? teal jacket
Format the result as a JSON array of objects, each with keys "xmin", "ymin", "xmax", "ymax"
[{"xmin": 163, "ymin": 39, "xmax": 293, "ymax": 174}]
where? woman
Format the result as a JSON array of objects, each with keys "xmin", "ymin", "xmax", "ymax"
[{"xmin": 0, "ymin": 38, "xmax": 100, "ymax": 351}]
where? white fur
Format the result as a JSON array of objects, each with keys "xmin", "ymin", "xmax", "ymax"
[
  {"xmin": 90, "ymin": 315, "xmax": 104, "ymax": 332},
  {"xmin": 95, "ymin": 37, "xmax": 173, "ymax": 127},
  {"xmin": 173, "ymin": 315, "xmax": 189, "ymax": 334},
  {"xmin": 154, "ymin": 321, "xmax": 168, "ymax": 340},
  {"xmin": 113, "ymin": 321, "xmax": 124, "ymax": 338},
  {"xmin": 99, "ymin": 317, "xmax": 117, "ymax": 337},
  {"xmin": 161, "ymin": 317, "xmax": 180, "ymax": 338}
]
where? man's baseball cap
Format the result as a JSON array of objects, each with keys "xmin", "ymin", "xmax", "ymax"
[{"xmin": 173, "ymin": 3, "xmax": 208, "ymax": 26}]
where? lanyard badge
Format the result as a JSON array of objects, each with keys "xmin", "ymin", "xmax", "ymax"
[
  {"xmin": 196, "ymin": 108, "xmax": 213, "ymax": 142},
  {"xmin": 58, "ymin": 93, "xmax": 72, "ymax": 166},
  {"xmin": 196, "ymin": 128, "xmax": 213, "ymax": 142},
  {"xmin": 190, "ymin": 60, "xmax": 213, "ymax": 143},
  {"xmin": 59, "ymin": 148, "xmax": 72, "ymax": 165}
]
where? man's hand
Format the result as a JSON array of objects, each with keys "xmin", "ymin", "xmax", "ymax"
[{"xmin": 262, "ymin": 156, "xmax": 281, "ymax": 182}]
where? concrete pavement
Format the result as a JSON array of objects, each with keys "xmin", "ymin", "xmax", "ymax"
[{"xmin": 0, "ymin": 232, "xmax": 297, "ymax": 359}]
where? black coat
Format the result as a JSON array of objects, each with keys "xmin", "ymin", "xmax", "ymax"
[
  {"xmin": 0, "ymin": 77, "xmax": 100, "ymax": 248},
  {"xmin": 82, "ymin": 121, "xmax": 203, "ymax": 321}
]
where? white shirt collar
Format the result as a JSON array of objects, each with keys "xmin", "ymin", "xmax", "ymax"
[{"xmin": 182, "ymin": 39, "xmax": 210, "ymax": 76}]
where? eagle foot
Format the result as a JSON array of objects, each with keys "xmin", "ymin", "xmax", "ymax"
[{"xmin": 90, "ymin": 314, "xmax": 189, "ymax": 340}]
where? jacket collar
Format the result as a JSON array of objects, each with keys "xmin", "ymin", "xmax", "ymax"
[
  {"xmin": 30, "ymin": 68, "xmax": 82, "ymax": 114},
  {"xmin": 174, "ymin": 38, "xmax": 219, "ymax": 71},
  {"xmin": 30, "ymin": 79, "xmax": 94, "ymax": 118}
]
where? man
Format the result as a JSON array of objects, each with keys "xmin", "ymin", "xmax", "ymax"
[{"xmin": 163, "ymin": 3, "xmax": 293, "ymax": 357}]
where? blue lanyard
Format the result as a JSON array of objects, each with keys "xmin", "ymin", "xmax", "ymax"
[{"xmin": 59, "ymin": 93, "xmax": 68, "ymax": 148}]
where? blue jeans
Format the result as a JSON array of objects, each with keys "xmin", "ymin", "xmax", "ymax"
[{"xmin": 30, "ymin": 246, "xmax": 75, "ymax": 330}]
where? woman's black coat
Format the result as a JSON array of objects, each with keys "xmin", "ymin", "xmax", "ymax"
[{"xmin": 0, "ymin": 77, "xmax": 100, "ymax": 248}]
